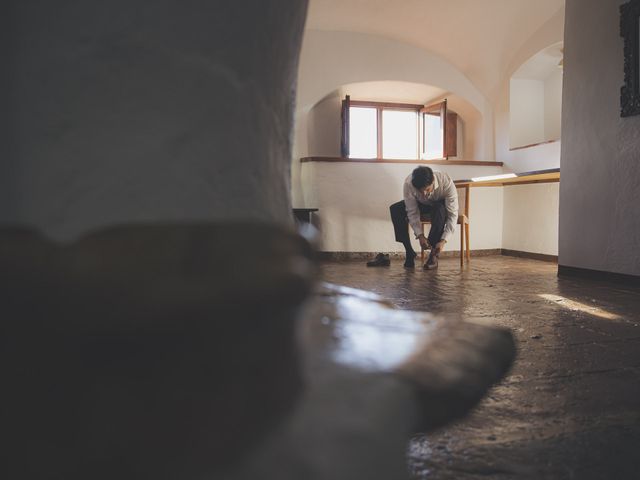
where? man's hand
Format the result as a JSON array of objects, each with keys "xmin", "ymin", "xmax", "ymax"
[
  {"xmin": 434, "ymin": 239, "xmax": 447, "ymax": 255},
  {"xmin": 418, "ymin": 234, "xmax": 430, "ymax": 251}
]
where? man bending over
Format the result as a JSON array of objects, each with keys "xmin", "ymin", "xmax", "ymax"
[{"xmin": 390, "ymin": 166, "xmax": 458, "ymax": 269}]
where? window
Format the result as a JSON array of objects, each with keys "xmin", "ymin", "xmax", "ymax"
[
  {"xmin": 349, "ymin": 107, "xmax": 378, "ymax": 158},
  {"xmin": 382, "ymin": 109, "xmax": 418, "ymax": 159},
  {"xmin": 341, "ymin": 96, "xmax": 457, "ymax": 160}
]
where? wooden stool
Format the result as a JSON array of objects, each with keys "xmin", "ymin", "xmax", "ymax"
[{"xmin": 418, "ymin": 185, "xmax": 470, "ymax": 267}]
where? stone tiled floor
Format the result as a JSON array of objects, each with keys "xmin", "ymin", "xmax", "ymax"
[{"xmin": 320, "ymin": 256, "xmax": 640, "ymax": 479}]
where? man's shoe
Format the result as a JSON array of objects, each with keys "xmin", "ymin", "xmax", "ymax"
[
  {"xmin": 403, "ymin": 251, "xmax": 417, "ymax": 269},
  {"xmin": 366, "ymin": 253, "xmax": 390, "ymax": 267},
  {"xmin": 423, "ymin": 252, "xmax": 438, "ymax": 270}
]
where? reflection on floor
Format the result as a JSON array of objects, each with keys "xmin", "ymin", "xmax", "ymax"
[{"xmin": 321, "ymin": 256, "xmax": 640, "ymax": 480}]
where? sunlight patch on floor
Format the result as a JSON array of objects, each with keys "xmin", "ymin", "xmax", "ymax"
[{"xmin": 538, "ymin": 294, "xmax": 622, "ymax": 320}]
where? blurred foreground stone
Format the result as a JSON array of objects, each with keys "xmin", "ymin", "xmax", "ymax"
[
  {"xmin": 1, "ymin": 222, "xmax": 314, "ymax": 479},
  {"xmin": 229, "ymin": 283, "xmax": 515, "ymax": 480},
  {"xmin": 0, "ymin": 223, "xmax": 514, "ymax": 479}
]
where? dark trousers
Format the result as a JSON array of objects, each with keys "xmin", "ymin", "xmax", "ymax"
[{"xmin": 389, "ymin": 200, "xmax": 447, "ymax": 249}]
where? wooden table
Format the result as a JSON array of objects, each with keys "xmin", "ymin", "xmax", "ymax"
[
  {"xmin": 453, "ymin": 167, "xmax": 560, "ymax": 220},
  {"xmin": 454, "ymin": 168, "xmax": 560, "ymax": 188},
  {"xmin": 451, "ymin": 168, "xmax": 560, "ymax": 260}
]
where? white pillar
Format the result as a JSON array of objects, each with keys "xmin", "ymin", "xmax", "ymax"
[{"xmin": 1, "ymin": 0, "xmax": 309, "ymax": 240}]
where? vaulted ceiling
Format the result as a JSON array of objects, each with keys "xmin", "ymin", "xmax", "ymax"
[{"xmin": 306, "ymin": 0, "xmax": 565, "ymax": 98}]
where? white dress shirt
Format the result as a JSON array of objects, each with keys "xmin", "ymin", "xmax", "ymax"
[{"xmin": 403, "ymin": 170, "xmax": 459, "ymax": 242}]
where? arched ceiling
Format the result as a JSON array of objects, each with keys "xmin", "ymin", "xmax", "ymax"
[
  {"xmin": 306, "ymin": 0, "xmax": 565, "ymax": 98},
  {"xmin": 335, "ymin": 80, "xmax": 447, "ymax": 105},
  {"xmin": 512, "ymin": 42, "xmax": 564, "ymax": 80}
]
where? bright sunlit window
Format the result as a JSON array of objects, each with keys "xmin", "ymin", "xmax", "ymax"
[
  {"xmin": 382, "ymin": 110, "xmax": 418, "ymax": 159},
  {"xmin": 348, "ymin": 104, "xmax": 419, "ymax": 160},
  {"xmin": 423, "ymin": 113, "xmax": 444, "ymax": 159},
  {"xmin": 341, "ymin": 97, "xmax": 456, "ymax": 160},
  {"xmin": 349, "ymin": 107, "xmax": 378, "ymax": 158}
]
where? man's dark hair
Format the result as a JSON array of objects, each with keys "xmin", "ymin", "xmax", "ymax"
[{"xmin": 411, "ymin": 166, "xmax": 434, "ymax": 189}]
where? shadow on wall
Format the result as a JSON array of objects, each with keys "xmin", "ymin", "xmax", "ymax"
[{"xmin": 307, "ymin": 91, "xmax": 342, "ymax": 157}]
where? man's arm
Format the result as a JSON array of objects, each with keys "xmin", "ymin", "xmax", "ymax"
[
  {"xmin": 403, "ymin": 181, "xmax": 423, "ymax": 240},
  {"xmin": 440, "ymin": 175, "xmax": 459, "ymax": 244}
]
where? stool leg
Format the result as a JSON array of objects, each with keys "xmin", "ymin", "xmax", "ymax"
[
  {"xmin": 460, "ymin": 224, "xmax": 464, "ymax": 267},
  {"xmin": 465, "ymin": 223, "xmax": 470, "ymax": 262},
  {"xmin": 420, "ymin": 223, "xmax": 425, "ymax": 261}
]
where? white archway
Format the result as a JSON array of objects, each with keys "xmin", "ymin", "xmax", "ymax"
[
  {"xmin": 295, "ymin": 30, "xmax": 492, "ymax": 157},
  {"xmin": 292, "ymin": 30, "xmax": 495, "ymax": 205}
]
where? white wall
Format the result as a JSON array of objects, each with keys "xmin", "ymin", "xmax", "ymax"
[
  {"xmin": 479, "ymin": 8, "xmax": 565, "ymax": 260},
  {"xmin": 302, "ymin": 162, "xmax": 504, "ymax": 253},
  {"xmin": 494, "ymin": 7, "xmax": 564, "ymax": 173},
  {"xmin": 508, "ymin": 71, "xmax": 562, "ymax": 150},
  {"xmin": 560, "ymin": 0, "xmax": 640, "ymax": 276},
  {"xmin": 509, "ymin": 79, "xmax": 546, "ymax": 148},
  {"xmin": 306, "ymin": 93, "xmax": 342, "ymax": 157},
  {"xmin": 446, "ymin": 95, "xmax": 482, "ymax": 161},
  {"xmin": 468, "ymin": 186, "xmax": 505, "ymax": 253},
  {"xmin": 544, "ymin": 69, "xmax": 563, "ymax": 141},
  {"xmin": 502, "ymin": 141, "xmax": 562, "ymax": 174},
  {"xmin": 502, "ymin": 183, "xmax": 559, "ymax": 255}
]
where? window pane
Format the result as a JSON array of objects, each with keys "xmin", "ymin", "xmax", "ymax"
[
  {"xmin": 349, "ymin": 107, "xmax": 377, "ymax": 158},
  {"xmin": 382, "ymin": 110, "xmax": 417, "ymax": 159},
  {"xmin": 424, "ymin": 113, "xmax": 444, "ymax": 159}
]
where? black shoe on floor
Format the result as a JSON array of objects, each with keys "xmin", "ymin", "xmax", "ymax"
[
  {"xmin": 403, "ymin": 252, "xmax": 417, "ymax": 269},
  {"xmin": 423, "ymin": 252, "xmax": 438, "ymax": 270},
  {"xmin": 367, "ymin": 253, "xmax": 390, "ymax": 267}
]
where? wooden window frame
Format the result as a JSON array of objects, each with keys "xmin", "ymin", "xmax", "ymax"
[{"xmin": 341, "ymin": 96, "xmax": 457, "ymax": 160}]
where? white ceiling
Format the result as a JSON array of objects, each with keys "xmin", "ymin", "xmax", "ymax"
[
  {"xmin": 511, "ymin": 42, "xmax": 564, "ymax": 80},
  {"xmin": 337, "ymin": 80, "xmax": 447, "ymax": 105},
  {"xmin": 306, "ymin": 0, "xmax": 565, "ymax": 97}
]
